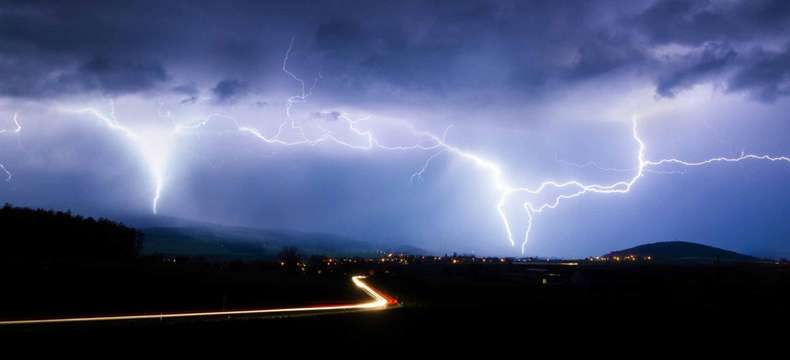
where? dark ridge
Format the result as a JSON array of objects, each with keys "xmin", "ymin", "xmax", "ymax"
[
  {"xmin": 0, "ymin": 203, "xmax": 142, "ymax": 262},
  {"xmin": 605, "ymin": 241, "xmax": 758, "ymax": 262}
]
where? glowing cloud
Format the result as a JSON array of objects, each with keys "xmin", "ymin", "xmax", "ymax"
[{"xmin": 56, "ymin": 41, "xmax": 790, "ymax": 254}]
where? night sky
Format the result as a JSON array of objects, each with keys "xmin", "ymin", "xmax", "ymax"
[{"xmin": 1, "ymin": 0, "xmax": 790, "ymax": 257}]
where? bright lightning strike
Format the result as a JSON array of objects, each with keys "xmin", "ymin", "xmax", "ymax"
[
  {"xmin": 411, "ymin": 116, "xmax": 790, "ymax": 253},
  {"xmin": 57, "ymin": 102, "xmax": 197, "ymax": 214},
  {"xmin": 228, "ymin": 39, "xmax": 446, "ymax": 154},
  {"xmin": 0, "ymin": 163, "xmax": 10, "ymax": 182},
  {"xmin": 0, "ymin": 112, "xmax": 22, "ymax": 135},
  {"xmin": 0, "ymin": 112, "xmax": 22, "ymax": 182},
  {"xmin": 53, "ymin": 40, "xmax": 790, "ymax": 254}
]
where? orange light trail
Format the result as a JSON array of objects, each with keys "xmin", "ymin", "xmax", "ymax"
[{"xmin": 0, "ymin": 275, "xmax": 395, "ymax": 326}]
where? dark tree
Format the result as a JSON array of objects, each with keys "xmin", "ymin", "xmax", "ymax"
[{"xmin": 0, "ymin": 203, "xmax": 143, "ymax": 263}]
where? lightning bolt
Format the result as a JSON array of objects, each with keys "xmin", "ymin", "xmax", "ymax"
[
  {"xmin": 0, "ymin": 163, "xmax": 10, "ymax": 182},
  {"xmin": 54, "ymin": 39, "xmax": 452, "ymax": 216},
  {"xmin": 645, "ymin": 154, "xmax": 790, "ymax": 167},
  {"xmin": 230, "ymin": 39, "xmax": 446, "ymax": 153},
  {"xmin": 410, "ymin": 116, "xmax": 790, "ymax": 253},
  {"xmin": 0, "ymin": 112, "xmax": 22, "ymax": 182},
  {"xmin": 51, "ymin": 39, "xmax": 790, "ymax": 254},
  {"xmin": 0, "ymin": 112, "xmax": 21, "ymax": 135},
  {"xmin": 57, "ymin": 102, "xmax": 199, "ymax": 214},
  {"xmin": 555, "ymin": 153, "xmax": 635, "ymax": 173}
]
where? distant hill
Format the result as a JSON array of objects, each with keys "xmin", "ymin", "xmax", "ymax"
[
  {"xmin": 605, "ymin": 241, "xmax": 758, "ymax": 263},
  {"xmin": 137, "ymin": 216, "xmax": 427, "ymax": 260}
]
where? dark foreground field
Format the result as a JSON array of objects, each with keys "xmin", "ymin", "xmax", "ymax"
[{"xmin": 2, "ymin": 260, "xmax": 789, "ymax": 347}]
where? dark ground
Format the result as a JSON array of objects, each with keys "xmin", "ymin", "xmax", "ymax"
[{"xmin": 2, "ymin": 260, "xmax": 789, "ymax": 349}]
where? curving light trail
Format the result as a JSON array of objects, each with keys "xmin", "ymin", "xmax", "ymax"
[
  {"xmin": 57, "ymin": 40, "xmax": 790, "ymax": 253},
  {"xmin": 0, "ymin": 112, "xmax": 22, "ymax": 182},
  {"xmin": 0, "ymin": 275, "xmax": 395, "ymax": 325}
]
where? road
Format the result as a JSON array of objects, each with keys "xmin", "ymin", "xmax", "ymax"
[{"xmin": 0, "ymin": 275, "xmax": 397, "ymax": 326}]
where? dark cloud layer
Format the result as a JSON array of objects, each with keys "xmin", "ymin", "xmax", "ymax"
[
  {"xmin": 172, "ymin": 83, "xmax": 200, "ymax": 104},
  {"xmin": 655, "ymin": 42, "xmax": 737, "ymax": 97},
  {"xmin": 632, "ymin": 0, "xmax": 790, "ymax": 46},
  {"xmin": 74, "ymin": 56, "xmax": 168, "ymax": 94},
  {"xmin": 633, "ymin": 0, "xmax": 790, "ymax": 101},
  {"xmin": 1, "ymin": 0, "xmax": 789, "ymax": 102},
  {"xmin": 211, "ymin": 80, "xmax": 248, "ymax": 104},
  {"xmin": 728, "ymin": 44, "xmax": 790, "ymax": 101},
  {"xmin": 3, "ymin": 1, "xmax": 790, "ymax": 257}
]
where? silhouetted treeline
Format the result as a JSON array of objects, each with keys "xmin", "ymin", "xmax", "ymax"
[{"xmin": 0, "ymin": 203, "xmax": 142, "ymax": 262}]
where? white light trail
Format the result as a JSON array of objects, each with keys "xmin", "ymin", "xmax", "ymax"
[{"xmin": 0, "ymin": 275, "xmax": 394, "ymax": 325}]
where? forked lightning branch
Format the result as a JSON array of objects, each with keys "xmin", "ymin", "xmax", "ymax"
[{"xmin": 6, "ymin": 41, "xmax": 790, "ymax": 253}]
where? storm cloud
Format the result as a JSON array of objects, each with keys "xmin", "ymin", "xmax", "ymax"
[
  {"xmin": 211, "ymin": 80, "xmax": 248, "ymax": 104},
  {"xmin": 2, "ymin": 0, "xmax": 790, "ymax": 257},
  {"xmin": 0, "ymin": 0, "xmax": 788, "ymax": 102}
]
